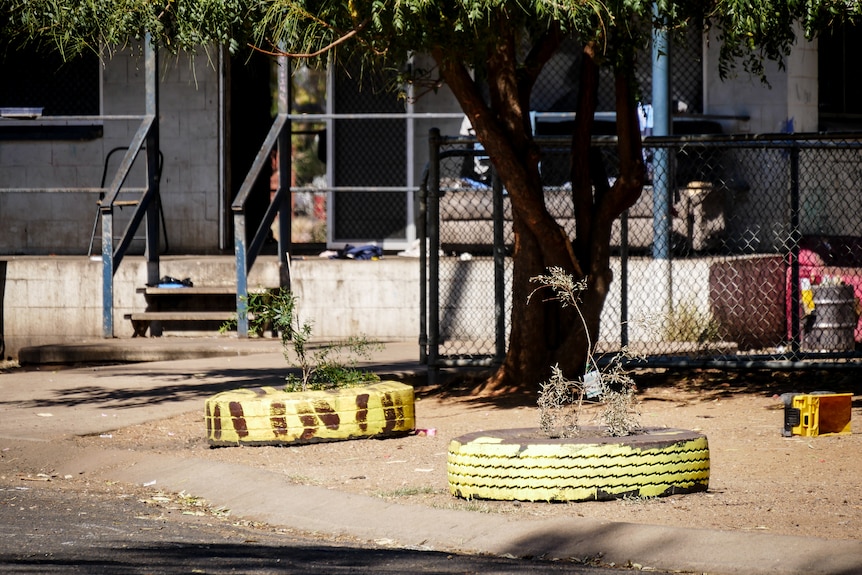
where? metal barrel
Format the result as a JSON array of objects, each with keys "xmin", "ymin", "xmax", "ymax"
[{"xmin": 803, "ymin": 284, "xmax": 857, "ymax": 351}]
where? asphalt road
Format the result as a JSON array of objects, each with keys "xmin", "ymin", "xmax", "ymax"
[{"xmin": 0, "ymin": 480, "xmax": 672, "ymax": 575}]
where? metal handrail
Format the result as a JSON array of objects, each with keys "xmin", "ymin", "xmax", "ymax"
[
  {"xmin": 87, "ymin": 146, "xmax": 167, "ymax": 257},
  {"xmin": 101, "ymin": 32, "xmax": 162, "ymax": 337},
  {"xmin": 232, "ymin": 52, "xmax": 291, "ymax": 336}
]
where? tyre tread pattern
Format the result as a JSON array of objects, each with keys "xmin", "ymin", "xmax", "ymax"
[
  {"xmin": 206, "ymin": 381, "xmax": 415, "ymax": 446},
  {"xmin": 448, "ymin": 427, "xmax": 710, "ymax": 502}
]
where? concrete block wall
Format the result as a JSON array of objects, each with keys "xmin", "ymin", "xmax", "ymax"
[
  {"xmin": 601, "ymin": 258, "xmax": 715, "ymax": 344},
  {"xmin": 433, "ymin": 257, "xmax": 722, "ymax": 348},
  {"xmin": 291, "ymin": 258, "xmax": 421, "ymax": 341},
  {"xmin": 705, "ymin": 26, "xmax": 818, "ymax": 135},
  {"xmin": 0, "ymin": 47, "xmax": 221, "ymax": 256},
  {"xmin": 0, "ymin": 256, "xmax": 418, "ymax": 360},
  {"xmin": 2, "ymin": 257, "xmax": 106, "ymax": 356},
  {"xmin": 786, "ymin": 27, "xmax": 818, "ymax": 133},
  {"xmin": 152, "ymin": 55, "xmax": 222, "ymax": 252},
  {"xmin": 435, "ymin": 258, "xmax": 509, "ymax": 344}
]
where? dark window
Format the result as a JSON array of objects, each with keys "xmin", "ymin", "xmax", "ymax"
[
  {"xmin": 0, "ymin": 46, "xmax": 99, "ymax": 116},
  {"xmin": 818, "ymin": 22, "xmax": 862, "ymax": 128}
]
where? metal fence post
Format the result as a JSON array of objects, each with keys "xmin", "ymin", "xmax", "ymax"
[
  {"xmin": 101, "ymin": 208, "xmax": 114, "ymax": 338},
  {"xmin": 492, "ymin": 169, "xmax": 506, "ymax": 363},
  {"xmin": 418, "ymin": 165, "xmax": 429, "ymax": 365},
  {"xmin": 427, "ymin": 128, "xmax": 441, "ymax": 386},
  {"xmin": 651, "ymin": 16, "xmax": 674, "ymax": 330},
  {"xmin": 620, "ymin": 207, "xmax": 630, "ymax": 348},
  {"xmin": 102, "ymin": 32, "xmax": 159, "ymax": 338},
  {"xmin": 145, "ymin": 32, "xmax": 160, "ymax": 290},
  {"xmin": 277, "ymin": 54, "xmax": 291, "ymax": 289},
  {"xmin": 789, "ymin": 143, "xmax": 801, "ymax": 355},
  {"xmin": 235, "ymin": 213, "xmax": 249, "ymax": 337}
]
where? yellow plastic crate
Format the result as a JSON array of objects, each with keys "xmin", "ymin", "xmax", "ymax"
[{"xmin": 783, "ymin": 393, "xmax": 853, "ymax": 437}]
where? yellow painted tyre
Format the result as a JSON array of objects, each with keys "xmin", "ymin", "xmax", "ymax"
[
  {"xmin": 205, "ymin": 381, "xmax": 415, "ymax": 446},
  {"xmin": 448, "ymin": 427, "xmax": 709, "ymax": 502}
]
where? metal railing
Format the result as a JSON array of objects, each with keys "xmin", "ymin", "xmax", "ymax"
[
  {"xmin": 232, "ymin": 102, "xmax": 291, "ymax": 336},
  {"xmin": 0, "ymin": 34, "xmax": 162, "ymax": 338}
]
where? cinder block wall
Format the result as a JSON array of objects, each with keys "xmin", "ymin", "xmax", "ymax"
[{"xmin": 0, "ymin": 48, "xmax": 221, "ymax": 256}]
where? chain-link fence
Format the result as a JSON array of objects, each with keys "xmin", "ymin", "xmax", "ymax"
[{"xmin": 422, "ymin": 132, "xmax": 862, "ymax": 370}]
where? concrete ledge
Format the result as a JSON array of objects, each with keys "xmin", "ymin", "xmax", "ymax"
[{"xmin": 17, "ymin": 336, "xmax": 283, "ymax": 365}]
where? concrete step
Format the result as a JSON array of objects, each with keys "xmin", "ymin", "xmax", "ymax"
[
  {"xmin": 124, "ymin": 310, "xmax": 238, "ymax": 337},
  {"xmin": 125, "ymin": 286, "xmax": 255, "ymax": 336},
  {"xmin": 139, "ymin": 286, "xmax": 238, "ymax": 295},
  {"xmin": 126, "ymin": 311, "xmax": 237, "ymax": 322},
  {"xmin": 17, "ymin": 336, "xmax": 284, "ymax": 366}
]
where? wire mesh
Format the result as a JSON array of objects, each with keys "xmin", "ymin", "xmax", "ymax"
[
  {"xmin": 329, "ymin": 63, "xmax": 410, "ymax": 244},
  {"xmin": 430, "ymin": 146, "xmax": 508, "ymax": 359},
  {"xmin": 425, "ymin": 134, "xmax": 862, "ymax": 368}
]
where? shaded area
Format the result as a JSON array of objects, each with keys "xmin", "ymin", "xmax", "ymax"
[
  {"xmin": 0, "ymin": 482, "xmax": 635, "ymax": 575},
  {"xmin": 420, "ymin": 365, "xmax": 862, "ymax": 410},
  {"xmin": 0, "ymin": 543, "xmax": 631, "ymax": 575},
  {"xmin": 1, "ymin": 358, "xmax": 425, "ymax": 411},
  {"xmin": 502, "ymin": 523, "xmax": 862, "ymax": 575},
  {"xmin": 0, "ymin": 367, "xmax": 293, "ymax": 410},
  {"xmin": 634, "ymin": 367, "xmax": 862, "ymax": 401},
  {"xmin": 4, "ymin": 348, "xmax": 861, "ymax": 416},
  {"xmin": 0, "ymin": 261, "xmax": 5, "ymax": 359},
  {"xmin": 414, "ymin": 367, "xmax": 538, "ymax": 407}
]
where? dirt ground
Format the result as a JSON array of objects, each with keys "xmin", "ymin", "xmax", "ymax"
[{"xmin": 33, "ymin": 368, "xmax": 862, "ymax": 542}]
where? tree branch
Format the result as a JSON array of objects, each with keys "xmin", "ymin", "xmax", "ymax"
[
  {"xmin": 519, "ymin": 22, "xmax": 564, "ymax": 100},
  {"xmin": 251, "ymin": 19, "xmax": 370, "ymax": 59},
  {"xmin": 571, "ymin": 41, "xmax": 600, "ymax": 260}
]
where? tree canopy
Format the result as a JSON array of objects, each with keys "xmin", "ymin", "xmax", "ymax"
[
  {"xmin": 4, "ymin": 0, "xmax": 859, "ymax": 70},
  {"xmin": 4, "ymin": 0, "xmax": 861, "ymax": 395}
]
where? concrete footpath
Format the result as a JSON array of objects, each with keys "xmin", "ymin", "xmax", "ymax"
[{"xmin": 2, "ymin": 338, "xmax": 861, "ymax": 575}]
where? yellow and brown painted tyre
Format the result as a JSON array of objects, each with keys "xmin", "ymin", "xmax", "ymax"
[
  {"xmin": 448, "ymin": 427, "xmax": 709, "ymax": 502},
  {"xmin": 205, "ymin": 380, "xmax": 415, "ymax": 446}
]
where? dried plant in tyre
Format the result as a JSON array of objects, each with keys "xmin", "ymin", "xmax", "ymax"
[
  {"xmin": 537, "ymin": 364, "xmax": 585, "ymax": 438},
  {"xmin": 596, "ymin": 348, "xmax": 642, "ymax": 437},
  {"xmin": 530, "ymin": 267, "xmax": 641, "ymax": 437}
]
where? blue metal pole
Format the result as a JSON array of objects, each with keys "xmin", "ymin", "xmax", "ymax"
[
  {"xmin": 651, "ymin": 5, "xmax": 674, "ymax": 325},
  {"xmin": 651, "ymin": 9, "xmax": 671, "ymax": 261},
  {"xmin": 103, "ymin": 32, "xmax": 158, "ymax": 338},
  {"xmin": 101, "ymin": 208, "xmax": 114, "ymax": 337},
  {"xmin": 235, "ymin": 213, "xmax": 249, "ymax": 337}
]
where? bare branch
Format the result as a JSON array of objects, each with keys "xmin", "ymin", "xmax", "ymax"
[{"xmin": 250, "ymin": 19, "xmax": 370, "ymax": 59}]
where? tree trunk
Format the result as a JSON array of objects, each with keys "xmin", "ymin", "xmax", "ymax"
[{"xmin": 432, "ymin": 34, "xmax": 644, "ymax": 397}]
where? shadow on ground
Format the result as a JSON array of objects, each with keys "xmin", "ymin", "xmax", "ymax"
[
  {"xmin": 5, "ymin": 355, "xmax": 861, "ymax": 413},
  {"xmin": 417, "ymin": 365, "xmax": 862, "ymax": 410}
]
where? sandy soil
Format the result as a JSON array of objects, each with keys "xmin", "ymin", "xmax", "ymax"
[{"xmin": 17, "ymin": 368, "xmax": 862, "ymax": 542}]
